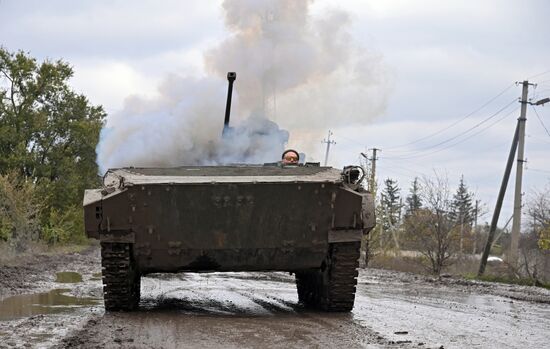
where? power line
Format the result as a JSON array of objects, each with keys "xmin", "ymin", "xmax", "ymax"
[
  {"xmin": 385, "ymin": 105, "xmax": 519, "ymax": 160},
  {"xmin": 332, "ymin": 83, "xmax": 545, "ymax": 163},
  {"xmin": 410, "ymin": 138, "xmax": 510, "ymax": 157},
  {"xmin": 534, "ymin": 89, "xmax": 550, "ymax": 98},
  {"xmin": 384, "ymin": 98, "xmax": 516, "ymax": 156},
  {"xmin": 333, "ymin": 84, "xmax": 540, "ymax": 154},
  {"xmin": 530, "ymin": 82, "xmax": 550, "ymax": 101},
  {"xmin": 531, "ymin": 105, "xmax": 550, "ymax": 138},
  {"xmin": 379, "ymin": 164, "xmax": 417, "ymax": 178},
  {"xmin": 336, "ymin": 133, "xmax": 366, "ymax": 147},
  {"xmin": 381, "ymin": 156, "xmax": 429, "ymax": 172},
  {"xmin": 384, "ymin": 83, "xmax": 515, "ymax": 150},
  {"xmin": 527, "ymin": 69, "xmax": 550, "ymax": 80},
  {"xmin": 528, "ymin": 133, "xmax": 550, "ymax": 145},
  {"xmin": 384, "ymin": 100, "xmax": 518, "ymax": 159},
  {"xmin": 380, "ymin": 162, "xmax": 428, "ymax": 178},
  {"xmin": 408, "ymin": 105, "xmax": 518, "ymax": 159},
  {"xmin": 528, "ymin": 167, "xmax": 550, "ymax": 174},
  {"xmin": 416, "ymin": 99, "xmax": 516, "ymax": 150}
]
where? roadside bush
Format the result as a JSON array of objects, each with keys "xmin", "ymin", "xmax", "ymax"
[
  {"xmin": 0, "ymin": 172, "xmax": 41, "ymax": 250},
  {"xmin": 41, "ymin": 206, "xmax": 86, "ymax": 245},
  {"xmin": 0, "ymin": 172, "xmax": 87, "ymax": 248},
  {"xmin": 0, "ymin": 216, "xmax": 11, "ymax": 241},
  {"xmin": 369, "ymin": 253, "xmax": 427, "ymax": 274}
]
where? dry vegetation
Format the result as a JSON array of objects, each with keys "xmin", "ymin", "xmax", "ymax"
[{"xmin": 365, "ymin": 173, "xmax": 550, "ymax": 288}]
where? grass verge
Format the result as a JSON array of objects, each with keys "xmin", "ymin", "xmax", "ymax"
[
  {"xmin": 0, "ymin": 239, "xmax": 96, "ymax": 265},
  {"xmin": 464, "ymin": 273, "xmax": 550, "ymax": 290}
]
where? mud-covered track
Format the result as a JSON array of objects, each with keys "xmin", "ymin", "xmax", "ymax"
[
  {"xmin": 296, "ymin": 242, "xmax": 360, "ymax": 311},
  {"xmin": 101, "ymin": 243, "xmax": 140, "ymax": 311}
]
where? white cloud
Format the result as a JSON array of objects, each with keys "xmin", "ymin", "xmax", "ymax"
[
  {"xmin": 70, "ymin": 60, "xmax": 159, "ymax": 112},
  {"xmin": 0, "ymin": 0, "xmax": 224, "ymax": 59}
]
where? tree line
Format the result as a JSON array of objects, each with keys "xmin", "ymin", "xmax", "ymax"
[
  {"xmin": 368, "ymin": 173, "xmax": 480, "ymax": 274},
  {"xmin": 367, "ymin": 172, "xmax": 550, "ymax": 279},
  {"xmin": 0, "ymin": 47, "xmax": 105, "ymax": 249}
]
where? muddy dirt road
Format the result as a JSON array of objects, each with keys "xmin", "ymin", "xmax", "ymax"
[{"xmin": 1, "ymin": 246, "xmax": 549, "ymax": 348}]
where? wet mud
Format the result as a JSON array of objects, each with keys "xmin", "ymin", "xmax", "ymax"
[
  {"xmin": 1, "ymin": 245, "xmax": 549, "ymax": 348},
  {"xmin": 60, "ymin": 272, "xmax": 387, "ymax": 349},
  {"xmin": 0, "ymin": 245, "xmax": 100, "ymax": 299},
  {"xmin": 353, "ymin": 270, "xmax": 550, "ymax": 348},
  {"xmin": 55, "ymin": 272, "xmax": 83, "ymax": 284},
  {"xmin": 0, "ymin": 246, "xmax": 102, "ymax": 348},
  {"xmin": 60, "ymin": 269, "xmax": 550, "ymax": 349},
  {"xmin": 0, "ymin": 288, "xmax": 98, "ymax": 321}
]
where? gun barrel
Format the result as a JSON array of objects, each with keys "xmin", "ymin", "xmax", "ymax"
[{"xmin": 224, "ymin": 72, "xmax": 236, "ymax": 129}]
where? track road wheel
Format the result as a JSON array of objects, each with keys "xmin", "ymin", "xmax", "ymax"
[
  {"xmin": 101, "ymin": 242, "xmax": 140, "ymax": 311},
  {"xmin": 295, "ymin": 242, "xmax": 360, "ymax": 312}
]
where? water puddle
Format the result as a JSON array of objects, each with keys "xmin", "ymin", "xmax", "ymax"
[
  {"xmin": 0, "ymin": 289, "xmax": 99, "ymax": 321},
  {"xmin": 55, "ymin": 271, "xmax": 83, "ymax": 283}
]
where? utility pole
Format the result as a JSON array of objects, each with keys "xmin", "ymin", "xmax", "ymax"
[
  {"xmin": 478, "ymin": 123, "xmax": 519, "ymax": 276},
  {"xmin": 322, "ymin": 130, "xmax": 336, "ymax": 166},
  {"xmin": 361, "ymin": 148, "xmax": 380, "ymax": 258},
  {"xmin": 369, "ymin": 148, "xmax": 380, "ymax": 193},
  {"xmin": 473, "ymin": 199, "xmax": 479, "ymax": 254},
  {"xmin": 493, "ymin": 215, "xmax": 514, "ymax": 249},
  {"xmin": 479, "ymin": 81, "xmax": 548, "ymax": 276},
  {"xmin": 509, "ymin": 80, "xmax": 532, "ymax": 267},
  {"xmin": 371, "ymin": 148, "xmax": 381, "ymax": 249}
]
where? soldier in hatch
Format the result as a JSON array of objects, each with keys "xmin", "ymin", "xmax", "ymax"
[{"xmin": 281, "ymin": 149, "xmax": 299, "ymax": 165}]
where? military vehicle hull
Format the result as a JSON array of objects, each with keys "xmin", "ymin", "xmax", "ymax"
[{"xmin": 84, "ymin": 165, "xmax": 375, "ymax": 311}]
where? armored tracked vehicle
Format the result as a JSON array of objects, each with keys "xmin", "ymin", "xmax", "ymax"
[{"xmin": 83, "ymin": 73, "xmax": 375, "ymax": 312}]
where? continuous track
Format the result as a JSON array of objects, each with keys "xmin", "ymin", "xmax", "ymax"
[
  {"xmin": 296, "ymin": 242, "xmax": 360, "ymax": 312},
  {"xmin": 101, "ymin": 242, "xmax": 140, "ymax": 311}
]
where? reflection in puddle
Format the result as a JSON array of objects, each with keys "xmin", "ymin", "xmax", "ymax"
[
  {"xmin": 55, "ymin": 271, "xmax": 83, "ymax": 283},
  {"xmin": 0, "ymin": 289, "xmax": 99, "ymax": 321}
]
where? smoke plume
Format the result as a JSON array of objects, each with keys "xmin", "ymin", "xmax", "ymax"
[{"xmin": 97, "ymin": 0, "xmax": 388, "ymax": 172}]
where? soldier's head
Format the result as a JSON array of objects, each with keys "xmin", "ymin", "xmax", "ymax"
[{"xmin": 282, "ymin": 149, "xmax": 299, "ymax": 165}]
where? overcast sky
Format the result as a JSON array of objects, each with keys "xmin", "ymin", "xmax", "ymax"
[{"xmin": 1, "ymin": 0, "xmax": 549, "ymax": 226}]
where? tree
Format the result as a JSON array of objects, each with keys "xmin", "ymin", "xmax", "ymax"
[
  {"xmin": 404, "ymin": 173, "xmax": 461, "ymax": 275},
  {"xmin": 527, "ymin": 187, "xmax": 550, "ymax": 250},
  {"xmin": 405, "ymin": 177, "xmax": 422, "ymax": 216},
  {"xmin": 0, "ymin": 47, "xmax": 105, "ymax": 243},
  {"xmin": 450, "ymin": 175, "xmax": 475, "ymax": 225},
  {"xmin": 539, "ymin": 225, "xmax": 550, "ymax": 251},
  {"xmin": 381, "ymin": 178, "xmax": 401, "ymax": 226},
  {"xmin": 516, "ymin": 188, "xmax": 550, "ymax": 283},
  {"xmin": 380, "ymin": 178, "xmax": 402, "ymax": 248},
  {"xmin": 450, "ymin": 175, "xmax": 476, "ymax": 254}
]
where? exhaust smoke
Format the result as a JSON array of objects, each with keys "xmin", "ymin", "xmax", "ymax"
[{"xmin": 97, "ymin": 0, "xmax": 388, "ymax": 172}]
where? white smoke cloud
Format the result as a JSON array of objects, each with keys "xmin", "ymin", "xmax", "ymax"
[{"xmin": 97, "ymin": 0, "xmax": 388, "ymax": 172}]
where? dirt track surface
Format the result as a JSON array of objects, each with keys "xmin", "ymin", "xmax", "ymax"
[
  {"xmin": 0, "ymin": 245, "xmax": 100, "ymax": 300},
  {"xmin": 1, "ymin": 246, "xmax": 549, "ymax": 348}
]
